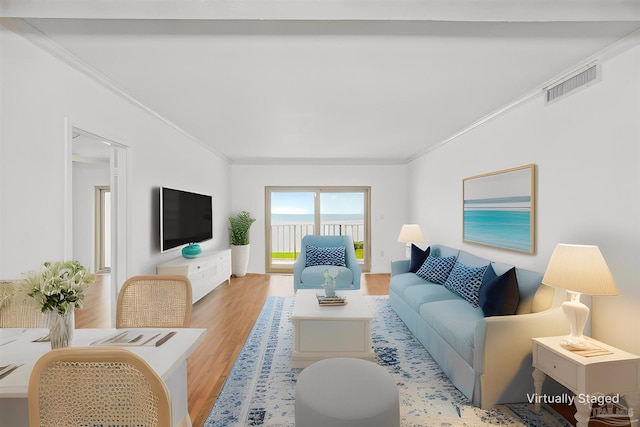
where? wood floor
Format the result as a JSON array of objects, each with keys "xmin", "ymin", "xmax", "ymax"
[{"xmin": 75, "ymin": 272, "xmax": 390, "ymax": 427}]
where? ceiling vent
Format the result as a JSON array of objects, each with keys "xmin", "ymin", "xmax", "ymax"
[{"xmin": 545, "ymin": 64, "xmax": 598, "ymax": 105}]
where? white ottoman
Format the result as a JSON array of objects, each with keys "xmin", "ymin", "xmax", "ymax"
[{"xmin": 295, "ymin": 357, "xmax": 400, "ymax": 427}]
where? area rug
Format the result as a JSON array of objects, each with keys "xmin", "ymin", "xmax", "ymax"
[{"xmin": 204, "ymin": 296, "xmax": 571, "ymax": 427}]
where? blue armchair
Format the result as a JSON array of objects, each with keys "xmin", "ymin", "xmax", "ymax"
[{"xmin": 293, "ymin": 235, "xmax": 361, "ymax": 291}]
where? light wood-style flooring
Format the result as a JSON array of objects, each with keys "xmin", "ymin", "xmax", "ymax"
[{"xmin": 75, "ymin": 273, "xmax": 390, "ymax": 427}]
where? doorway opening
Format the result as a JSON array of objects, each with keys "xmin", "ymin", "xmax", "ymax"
[{"xmin": 70, "ymin": 125, "xmax": 128, "ymax": 327}]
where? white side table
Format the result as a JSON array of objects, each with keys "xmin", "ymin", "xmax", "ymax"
[{"xmin": 532, "ymin": 336, "xmax": 640, "ymax": 427}]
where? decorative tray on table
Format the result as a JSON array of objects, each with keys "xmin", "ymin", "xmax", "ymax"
[{"xmin": 316, "ymin": 294, "xmax": 348, "ymax": 306}]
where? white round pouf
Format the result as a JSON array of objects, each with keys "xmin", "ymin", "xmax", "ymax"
[{"xmin": 295, "ymin": 358, "xmax": 400, "ymax": 427}]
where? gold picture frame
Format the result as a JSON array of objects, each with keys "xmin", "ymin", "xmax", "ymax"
[{"xmin": 463, "ymin": 164, "xmax": 536, "ymax": 254}]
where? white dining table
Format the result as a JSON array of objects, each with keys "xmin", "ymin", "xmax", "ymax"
[{"xmin": 0, "ymin": 327, "xmax": 207, "ymax": 427}]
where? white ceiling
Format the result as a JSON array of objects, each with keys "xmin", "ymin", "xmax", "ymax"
[
  {"xmin": 4, "ymin": 1, "xmax": 640, "ymax": 164},
  {"xmin": 72, "ymin": 130, "xmax": 111, "ymax": 163}
]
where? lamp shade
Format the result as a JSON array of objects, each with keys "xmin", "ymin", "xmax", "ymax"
[
  {"xmin": 397, "ymin": 224, "xmax": 425, "ymax": 243},
  {"xmin": 542, "ymin": 244, "xmax": 619, "ymax": 296}
]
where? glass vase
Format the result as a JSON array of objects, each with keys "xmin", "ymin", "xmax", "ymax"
[
  {"xmin": 323, "ymin": 278, "xmax": 336, "ymax": 298},
  {"xmin": 46, "ymin": 307, "xmax": 74, "ymax": 349}
]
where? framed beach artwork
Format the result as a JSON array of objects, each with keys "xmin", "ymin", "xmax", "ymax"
[{"xmin": 463, "ymin": 164, "xmax": 536, "ymax": 253}]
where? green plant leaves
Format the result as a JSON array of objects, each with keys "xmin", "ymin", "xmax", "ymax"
[{"xmin": 229, "ymin": 211, "xmax": 256, "ymax": 245}]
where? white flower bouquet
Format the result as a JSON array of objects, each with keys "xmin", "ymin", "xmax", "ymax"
[{"xmin": 18, "ymin": 260, "xmax": 96, "ymax": 316}]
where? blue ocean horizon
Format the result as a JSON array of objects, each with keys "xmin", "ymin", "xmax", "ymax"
[
  {"xmin": 271, "ymin": 213, "xmax": 363, "ymax": 225},
  {"xmin": 464, "ymin": 210, "xmax": 531, "ymax": 252}
]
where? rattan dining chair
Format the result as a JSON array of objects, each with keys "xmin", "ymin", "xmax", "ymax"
[
  {"xmin": 28, "ymin": 346, "xmax": 187, "ymax": 427},
  {"xmin": 0, "ymin": 280, "xmax": 45, "ymax": 328},
  {"xmin": 116, "ymin": 275, "xmax": 192, "ymax": 328}
]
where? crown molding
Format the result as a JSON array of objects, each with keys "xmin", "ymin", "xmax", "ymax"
[
  {"xmin": 0, "ymin": 17, "xmax": 232, "ymax": 164},
  {"xmin": 231, "ymin": 157, "xmax": 407, "ymax": 166},
  {"xmin": 407, "ymin": 26, "xmax": 640, "ymax": 163},
  {"xmin": 2, "ymin": 0, "xmax": 640, "ymax": 21}
]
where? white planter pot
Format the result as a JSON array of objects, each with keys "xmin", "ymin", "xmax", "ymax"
[{"xmin": 231, "ymin": 244, "xmax": 251, "ymax": 277}]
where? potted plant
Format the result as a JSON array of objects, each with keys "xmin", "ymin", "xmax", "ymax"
[{"xmin": 229, "ymin": 211, "xmax": 256, "ymax": 277}]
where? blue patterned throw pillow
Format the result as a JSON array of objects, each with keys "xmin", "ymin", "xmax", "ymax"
[
  {"xmin": 415, "ymin": 255, "xmax": 456, "ymax": 284},
  {"xmin": 443, "ymin": 261, "xmax": 489, "ymax": 307},
  {"xmin": 305, "ymin": 245, "xmax": 346, "ymax": 267}
]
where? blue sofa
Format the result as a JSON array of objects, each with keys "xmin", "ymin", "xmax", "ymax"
[
  {"xmin": 293, "ymin": 235, "xmax": 361, "ymax": 291},
  {"xmin": 389, "ymin": 244, "xmax": 569, "ymax": 409}
]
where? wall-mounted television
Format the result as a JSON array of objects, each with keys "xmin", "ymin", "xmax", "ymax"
[{"xmin": 160, "ymin": 187, "xmax": 213, "ymax": 253}]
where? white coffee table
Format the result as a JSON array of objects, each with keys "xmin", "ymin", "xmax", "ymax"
[{"xmin": 290, "ymin": 289, "xmax": 376, "ymax": 368}]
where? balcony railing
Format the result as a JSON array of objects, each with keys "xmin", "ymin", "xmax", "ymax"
[{"xmin": 271, "ymin": 222, "xmax": 364, "ymax": 265}]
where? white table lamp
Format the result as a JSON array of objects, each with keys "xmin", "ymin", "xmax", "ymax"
[
  {"xmin": 542, "ymin": 243, "xmax": 619, "ymax": 349},
  {"xmin": 397, "ymin": 224, "xmax": 425, "ymax": 258}
]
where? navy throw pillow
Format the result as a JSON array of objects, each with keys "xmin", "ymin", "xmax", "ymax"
[
  {"xmin": 483, "ymin": 263, "xmax": 498, "ymax": 286},
  {"xmin": 409, "ymin": 245, "xmax": 430, "ymax": 273},
  {"xmin": 305, "ymin": 245, "xmax": 346, "ymax": 267},
  {"xmin": 443, "ymin": 261, "xmax": 489, "ymax": 308},
  {"xmin": 415, "ymin": 255, "xmax": 456, "ymax": 284},
  {"xmin": 479, "ymin": 267, "xmax": 520, "ymax": 317}
]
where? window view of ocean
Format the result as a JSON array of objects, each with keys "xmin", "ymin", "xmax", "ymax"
[
  {"xmin": 463, "ymin": 210, "xmax": 531, "ymax": 252},
  {"xmin": 271, "ymin": 213, "xmax": 364, "ymax": 225},
  {"xmin": 268, "ymin": 190, "xmax": 368, "ymax": 266}
]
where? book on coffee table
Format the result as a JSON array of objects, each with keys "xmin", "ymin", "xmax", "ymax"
[{"xmin": 316, "ymin": 294, "xmax": 348, "ymax": 306}]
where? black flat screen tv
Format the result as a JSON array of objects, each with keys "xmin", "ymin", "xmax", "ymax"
[{"xmin": 160, "ymin": 187, "xmax": 213, "ymax": 252}]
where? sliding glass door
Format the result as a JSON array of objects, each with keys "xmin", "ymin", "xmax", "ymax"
[
  {"xmin": 266, "ymin": 187, "xmax": 370, "ymax": 273},
  {"xmin": 269, "ymin": 191, "xmax": 316, "ymax": 269}
]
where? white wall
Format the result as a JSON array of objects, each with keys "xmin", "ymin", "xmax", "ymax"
[
  {"xmin": 230, "ymin": 163, "xmax": 409, "ymax": 273},
  {"xmin": 408, "ymin": 44, "xmax": 640, "ymax": 354},
  {"xmin": 0, "ymin": 25, "xmax": 231, "ymax": 279}
]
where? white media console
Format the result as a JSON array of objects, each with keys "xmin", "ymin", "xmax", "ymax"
[{"xmin": 156, "ymin": 249, "xmax": 231, "ymax": 304}]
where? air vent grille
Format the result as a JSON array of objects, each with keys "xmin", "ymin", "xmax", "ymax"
[{"xmin": 546, "ymin": 64, "xmax": 598, "ymax": 104}]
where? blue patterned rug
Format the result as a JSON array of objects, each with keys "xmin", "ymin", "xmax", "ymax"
[{"xmin": 204, "ymin": 296, "xmax": 571, "ymax": 427}]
